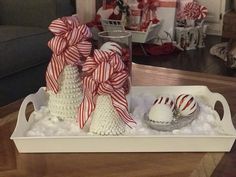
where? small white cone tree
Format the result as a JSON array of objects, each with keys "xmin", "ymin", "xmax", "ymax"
[{"xmin": 89, "ymin": 95, "xmax": 126, "ymax": 135}]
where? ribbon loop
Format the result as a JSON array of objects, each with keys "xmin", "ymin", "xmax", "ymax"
[
  {"xmin": 97, "ymin": 82, "xmax": 114, "ymax": 95},
  {"xmin": 77, "ymin": 41, "xmax": 93, "ymax": 58},
  {"xmin": 63, "ymin": 15, "xmax": 80, "ymax": 29},
  {"xmin": 48, "ymin": 36, "xmax": 67, "ymax": 55},
  {"xmin": 49, "ymin": 18, "xmax": 68, "ymax": 36},
  {"xmin": 94, "ymin": 49, "xmax": 110, "ymax": 64},
  {"xmin": 82, "ymin": 56, "xmax": 98, "ymax": 74},
  {"xmin": 93, "ymin": 62, "xmax": 113, "ymax": 83},
  {"xmin": 138, "ymin": 0, "xmax": 160, "ymax": 31},
  {"xmin": 110, "ymin": 71, "xmax": 128, "ymax": 89},
  {"xmin": 109, "ymin": 53, "xmax": 126, "ymax": 72},
  {"xmin": 66, "ymin": 28, "xmax": 83, "ymax": 46},
  {"xmin": 64, "ymin": 46, "xmax": 82, "ymax": 64}
]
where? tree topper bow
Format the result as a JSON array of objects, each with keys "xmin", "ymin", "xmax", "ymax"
[
  {"xmin": 46, "ymin": 15, "xmax": 92, "ymax": 93},
  {"xmin": 78, "ymin": 49, "xmax": 136, "ymax": 128}
]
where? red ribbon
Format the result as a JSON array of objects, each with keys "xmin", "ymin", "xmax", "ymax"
[
  {"xmin": 138, "ymin": 0, "xmax": 160, "ymax": 31},
  {"xmin": 46, "ymin": 16, "xmax": 92, "ymax": 93},
  {"xmin": 77, "ymin": 49, "xmax": 136, "ymax": 129}
]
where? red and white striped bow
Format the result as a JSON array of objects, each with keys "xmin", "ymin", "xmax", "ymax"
[
  {"xmin": 78, "ymin": 49, "xmax": 136, "ymax": 129},
  {"xmin": 138, "ymin": 0, "xmax": 160, "ymax": 31},
  {"xmin": 46, "ymin": 16, "xmax": 92, "ymax": 93}
]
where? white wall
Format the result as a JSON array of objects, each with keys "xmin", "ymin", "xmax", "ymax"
[{"xmin": 197, "ymin": 0, "xmax": 232, "ymax": 36}]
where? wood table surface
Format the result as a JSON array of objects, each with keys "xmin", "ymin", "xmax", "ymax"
[{"xmin": 0, "ymin": 63, "xmax": 236, "ymax": 177}]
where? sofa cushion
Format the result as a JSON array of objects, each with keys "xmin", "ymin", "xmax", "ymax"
[
  {"xmin": 0, "ymin": 25, "xmax": 52, "ymax": 78},
  {"xmin": 0, "ymin": 0, "xmax": 76, "ymax": 28}
]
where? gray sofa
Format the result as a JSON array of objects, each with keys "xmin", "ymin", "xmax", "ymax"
[{"xmin": 0, "ymin": 0, "xmax": 75, "ymax": 106}]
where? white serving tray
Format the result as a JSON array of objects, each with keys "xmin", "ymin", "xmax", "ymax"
[{"xmin": 11, "ymin": 86, "xmax": 236, "ymax": 153}]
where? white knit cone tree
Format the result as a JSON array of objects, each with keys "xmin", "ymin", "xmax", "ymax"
[
  {"xmin": 48, "ymin": 65, "xmax": 82, "ymax": 120},
  {"xmin": 89, "ymin": 95, "xmax": 126, "ymax": 135}
]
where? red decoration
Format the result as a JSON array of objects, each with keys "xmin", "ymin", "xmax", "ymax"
[
  {"xmin": 176, "ymin": 94, "xmax": 198, "ymax": 116},
  {"xmin": 99, "ymin": 42, "xmax": 131, "ymax": 94},
  {"xmin": 154, "ymin": 96, "xmax": 175, "ymax": 112},
  {"xmin": 197, "ymin": 5, "xmax": 207, "ymax": 19},
  {"xmin": 77, "ymin": 49, "xmax": 136, "ymax": 129},
  {"xmin": 138, "ymin": 0, "xmax": 160, "ymax": 31},
  {"xmin": 46, "ymin": 16, "xmax": 92, "ymax": 93},
  {"xmin": 183, "ymin": 2, "xmax": 207, "ymax": 20},
  {"xmin": 183, "ymin": 2, "xmax": 199, "ymax": 20},
  {"xmin": 86, "ymin": 0, "xmax": 124, "ymax": 30},
  {"xmin": 132, "ymin": 42, "xmax": 178, "ymax": 56}
]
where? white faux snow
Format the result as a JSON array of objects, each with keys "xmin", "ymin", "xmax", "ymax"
[
  {"xmin": 26, "ymin": 94, "xmax": 226, "ymax": 137},
  {"xmin": 27, "ymin": 107, "xmax": 86, "ymax": 137}
]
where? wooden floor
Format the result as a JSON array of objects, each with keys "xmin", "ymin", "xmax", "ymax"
[{"xmin": 133, "ymin": 35, "xmax": 236, "ymax": 77}]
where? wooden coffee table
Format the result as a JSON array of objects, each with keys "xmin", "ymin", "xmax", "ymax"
[{"xmin": 0, "ymin": 63, "xmax": 235, "ymax": 177}]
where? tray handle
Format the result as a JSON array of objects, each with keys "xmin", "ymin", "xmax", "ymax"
[
  {"xmin": 16, "ymin": 88, "xmax": 47, "ymax": 126},
  {"xmin": 11, "ymin": 88, "xmax": 48, "ymax": 137},
  {"xmin": 210, "ymin": 93, "xmax": 235, "ymax": 132}
]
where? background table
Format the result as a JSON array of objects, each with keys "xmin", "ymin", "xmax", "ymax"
[{"xmin": 0, "ymin": 63, "xmax": 235, "ymax": 177}]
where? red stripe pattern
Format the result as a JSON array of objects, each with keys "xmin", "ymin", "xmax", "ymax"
[
  {"xmin": 138, "ymin": 0, "xmax": 160, "ymax": 31},
  {"xmin": 46, "ymin": 15, "xmax": 92, "ymax": 93},
  {"xmin": 197, "ymin": 5, "xmax": 207, "ymax": 20},
  {"xmin": 176, "ymin": 94, "xmax": 197, "ymax": 116},
  {"xmin": 77, "ymin": 49, "xmax": 136, "ymax": 128},
  {"xmin": 153, "ymin": 96, "xmax": 175, "ymax": 112},
  {"xmin": 183, "ymin": 2, "xmax": 207, "ymax": 20}
]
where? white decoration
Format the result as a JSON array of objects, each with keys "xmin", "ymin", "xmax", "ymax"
[
  {"xmin": 100, "ymin": 42, "xmax": 122, "ymax": 55},
  {"xmin": 148, "ymin": 104, "xmax": 174, "ymax": 125},
  {"xmin": 175, "ymin": 24, "xmax": 208, "ymax": 50},
  {"xmin": 89, "ymin": 95, "xmax": 125, "ymax": 136},
  {"xmin": 153, "ymin": 96, "xmax": 175, "ymax": 112},
  {"xmin": 47, "ymin": 65, "xmax": 83, "ymax": 120},
  {"xmin": 175, "ymin": 94, "xmax": 198, "ymax": 117}
]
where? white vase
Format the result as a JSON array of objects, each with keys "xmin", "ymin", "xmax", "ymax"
[
  {"xmin": 48, "ymin": 65, "xmax": 83, "ymax": 120},
  {"xmin": 89, "ymin": 95, "xmax": 126, "ymax": 135}
]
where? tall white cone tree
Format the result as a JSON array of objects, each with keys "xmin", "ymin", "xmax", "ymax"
[
  {"xmin": 48, "ymin": 65, "xmax": 82, "ymax": 120},
  {"xmin": 45, "ymin": 15, "xmax": 92, "ymax": 120}
]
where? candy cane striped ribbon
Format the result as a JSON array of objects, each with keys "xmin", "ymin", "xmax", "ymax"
[
  {"xmin": 46, "ymin": 16, "xmax": 92, "ymax": 93},
  {"xmin": 78, "ymin": 49, "xmax": 136, "ymax": 128},
  {"xmin": 139, "ymin": 0, "xmax": 159, "ymax": 31},
  {"xmin": 49, "ymin": 15, "xmax": 81, "ymax": 36}
]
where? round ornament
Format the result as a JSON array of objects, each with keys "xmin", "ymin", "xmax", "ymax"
[
  {"xmin": 100, "ymin": 42, "xmax": 122, "ymax": 55},
  {"xmin": 148, "ymin": 96, "xmax": 175, "ymax": 125},
  {"xmin": 175, "ymin": 94, "xmax": 198, "ymax": 117},
  {"xmin": 153, "ymin": 96, "xmax": 175, "ymax": 112},
  {"xmin": 148, "ymin": 104, "xmax": 174, "ymax": 125}
]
